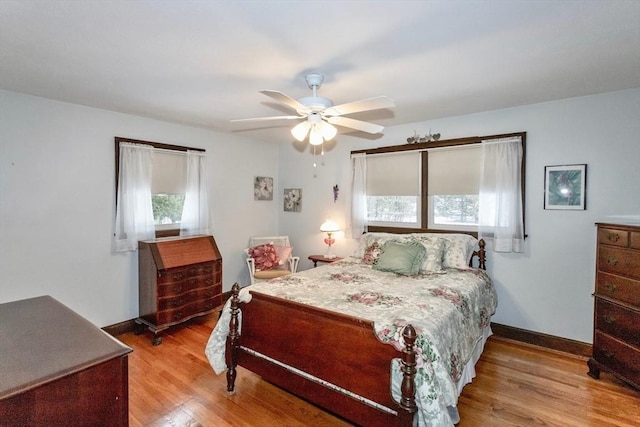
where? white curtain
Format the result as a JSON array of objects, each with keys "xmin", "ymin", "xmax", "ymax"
[
  {"xmin": 479, "ymin": 136, "xmax": 524, "ymax": 253},
  {"xmin": 348, "ymin": 154, "xmax": 368, "ymax": 238},
  {"xmin": 180, "ymin": 150, "xmax": 212, "ymax": 236},
  {"xmin": 114, "ymin": 143, "xmax": 155, "ymax": 252}
]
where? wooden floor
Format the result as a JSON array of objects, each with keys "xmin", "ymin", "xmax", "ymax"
[{"xmin": 117, "ymin": 313, "xmax": 639, "ymax": 427}]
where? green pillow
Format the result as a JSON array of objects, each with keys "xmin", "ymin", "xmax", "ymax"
[{"xmin": 373, "ymin": 240, "xmax": 427, "ymax": 276}]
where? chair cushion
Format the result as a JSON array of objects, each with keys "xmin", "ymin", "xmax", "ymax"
[{"xmin": 254, "ymin": 270, "xmax": 292, "ymax": 280}]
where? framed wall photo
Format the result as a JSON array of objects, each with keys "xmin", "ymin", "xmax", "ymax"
[{"xmin": 544, "ymin": 164, "xmax": 587, "ymax": 210}]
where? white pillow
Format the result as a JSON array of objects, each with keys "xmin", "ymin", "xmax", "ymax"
[{"xmin": 437, "ymin": 234, "xmax": 478, "ymax": 269}]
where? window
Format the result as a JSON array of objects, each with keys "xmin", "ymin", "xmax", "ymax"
[
  {"xmin": 365, "ymin": 152, "xmax": 421, "ymax": 228},
  {"xmin": 114, "ymin": 137, "xmax": 206, "ymax": 239},
  {"xmin": 427, "ymin": 144, "xmax": 482, "ymax": 231},
  {"xmin": 351, "ymin": 132, "xmax": 526, "ymax": 237},
  {"xmin": 150, "ymin": 149, "xmax": 187, "ymax": 231}
]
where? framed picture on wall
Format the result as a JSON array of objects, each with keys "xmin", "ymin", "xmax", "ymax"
[
  {"xmin": 284, "ymin": 188, "xmax": 302, "ymax": 212},
  {"xmin": 254, "ymin": 176, "xmax": 273, "ymax": 200},
  {"xmin": 544, "ymin": 164, "xmax": 587, "ymax": 210}
]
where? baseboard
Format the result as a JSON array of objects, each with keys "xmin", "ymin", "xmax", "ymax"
[
  {"xmin": 103, "ymin": 319, "xmax": 137, "ymax": 337},
  {"xmin": 490, "ymin": 322, "xmax": 592, "ymax": 358}
]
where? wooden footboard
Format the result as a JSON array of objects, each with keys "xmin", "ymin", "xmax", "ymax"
[{"xmin": 226, "ymin": 283, "xmax": 417, "ymax": 427}]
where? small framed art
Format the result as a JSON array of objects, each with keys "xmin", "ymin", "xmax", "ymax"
[
  {"xmin": 254, "ymin": 176, "xmax": 273, "ymax": 201},
  {"xmin": 284, "ymin": 188, "xmax": 302, "ymax": 212},
  {"xmin": 544, "ymin": 164, "xmax": 587, "ymax": 210}
]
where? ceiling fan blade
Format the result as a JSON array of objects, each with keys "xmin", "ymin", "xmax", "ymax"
[
  {"xmin": 327, "ymin": 116, "xmax": 384, "ymax": 134},
  {"xmin": 231, "ymin": 115, "xmax": 302, "ymax": 123},
  {"xmin": 324, "ymin": 96, "xmax": 394, "ymax": 117},
  {"xmin": 260, "ymin": 90, "xmax": 311, "ymax": 115}
]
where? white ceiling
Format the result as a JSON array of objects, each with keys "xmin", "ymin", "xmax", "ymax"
[{"xmin": 1, "ymin": 0, "xmax": 639, "ymax": 144}]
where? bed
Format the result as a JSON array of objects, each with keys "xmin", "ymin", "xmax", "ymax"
[{"xmin": 205, "ymin": 232, "xmax": 497, "ymax": 426}]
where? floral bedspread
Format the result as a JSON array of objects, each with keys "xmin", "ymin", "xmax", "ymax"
[{"xmin": 205, "ymin": 257, "xmax": 497, "ymax": 426}]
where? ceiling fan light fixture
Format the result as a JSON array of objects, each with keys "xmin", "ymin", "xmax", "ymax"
[
  {"xmin": 321, "ymin": 122, "xmax": 337, "ymax": 141},
  {"xmin": 291, "ymin": 121, "xmax": 310, "ymax": 141},
  {"xmin": 309, "ymin": 127, "xmax": 324, "ymax": 145}
]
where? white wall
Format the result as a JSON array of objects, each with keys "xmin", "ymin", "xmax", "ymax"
[
  {"xmin": 278, "ymin": 88, "xmax": 640, "ymax": 343},
  {"xmin": 0, "ymin": 90, "xmax": 280, "ymax": 327}
]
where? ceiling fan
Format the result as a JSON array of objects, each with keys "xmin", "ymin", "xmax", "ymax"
[{"xmin": 231, "ymin": 73, "xmax": 394, "ymax": 145}]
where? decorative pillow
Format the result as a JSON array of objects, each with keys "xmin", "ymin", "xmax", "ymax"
[
  {"xmin": 248, "ymin": 243, "xmax": 280, "ymax": 271},
  {"xmin": 404, "ymin": 235, "xmax": 447, "ymax": 273},
  {"xmin": 273, "ymin": 245, "xmax": 293, "ymax": 270},
  {"xmin": 353, "ymin": 232, "xmax": 402, "ymax": 259},
  {"xmin": 373, "ymin": 240, "xmax": 427, "ymax": 276},
  {"xmin": 362, "ymin": 241, "xmax": 383, "ymax": 265},
  {"xmin": 438, "ymin": 234, "xmax": 478, "ymax": 269}
]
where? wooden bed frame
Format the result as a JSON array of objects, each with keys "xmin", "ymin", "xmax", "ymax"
[{"xmin": 226, "ymin": 240, "xmax": 487, "ymax": 426}]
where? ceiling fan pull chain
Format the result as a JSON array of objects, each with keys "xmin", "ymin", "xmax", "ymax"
[{"xmin": 313, "ymin": 145, "xmax": 317, "ymax": 168}]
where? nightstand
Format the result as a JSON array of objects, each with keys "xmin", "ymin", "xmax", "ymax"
[{"xmin": 308, "ymin": 254, "xmax": 343, "ymax": 267}]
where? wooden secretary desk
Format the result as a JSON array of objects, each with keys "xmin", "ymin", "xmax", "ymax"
[{"xmin": 137, "ymin": 235, "xmax": 222, "ymax": 345}]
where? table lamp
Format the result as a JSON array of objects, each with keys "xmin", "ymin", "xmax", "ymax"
[{"xmin": 319, "ymin": 220, "xmax": 340, "ymax": 259}]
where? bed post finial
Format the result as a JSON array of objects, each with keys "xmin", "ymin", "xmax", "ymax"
[
  {"xmin": 226, "ymin": 282, "xmax": 241, "ymax": 394},
  {"xmin": 478, "ymin": 239, "xmax": 486, "ymax": 270},
  {"xmin": 399, "ymin": 324, "xmax": 418, "ymax": 415}
]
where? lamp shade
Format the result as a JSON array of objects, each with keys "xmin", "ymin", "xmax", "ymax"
[
  {"xmin": 320, "ymin": 220, "xmax": 340, "ymax": 233},
  {"xmin": 291, "ymin": 121, "xmax": 311, "ymax": 141},
  {"xmin": 309, "ymin": 127, "xmax": 324, "ymax": 145},
  {"xmin": 320, "ymin": 122, "xmax": 337, "ymax": 141}
]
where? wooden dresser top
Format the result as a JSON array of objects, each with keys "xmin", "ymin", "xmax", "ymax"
[{"xmin": 0, "ymin": 295, "xmax": 131, "ymax": 400}]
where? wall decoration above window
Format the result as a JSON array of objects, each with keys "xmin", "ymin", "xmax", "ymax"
[
  {"xmin": 284, "ymin": 188, "xmax": 302, "ymax": 212},
  {"xmin": 254, "ymin": 176, "xmax": 273, "ymax": 201},
  {"xmin": 544, "ymin": 164, "xmax": 587, "ymax": 210}
]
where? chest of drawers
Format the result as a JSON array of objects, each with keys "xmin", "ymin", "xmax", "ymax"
[
  {"xmin": 587, "ymin": 223, "xmax": 640, "ymax": 389},
  {"xmin": 0, "ymin": 296, "xmax": 131, "ymax": 425},
  {"xmin": 137, "ymin": 235, "xmax": 222, "ymax": 345}
]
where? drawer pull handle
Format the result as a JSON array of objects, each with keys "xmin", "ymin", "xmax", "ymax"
[
  {"xmin": 603, "ymin": 315, "xmax": 616, "ymax": 324},
  {"xmin": 602, "ymin": 350, "xmax": 615, "ymax": 359},
  {"xmin": 604, "ymin": 282, "xmax": 617, "ymax": 293},
  {"xmin": 173, "ymin": 273, "xmax": 184, "ymax": 280},
  {"xmin": 173, "ymin": 285, "xmax": 183, "ymax": 293},
  {"xmin": 607, "ymin": 257, "xmax": 618, "ymax": 266},
  {"xmin": 607, "ymin": 233, "xmax": 620, "ymax": 242}
]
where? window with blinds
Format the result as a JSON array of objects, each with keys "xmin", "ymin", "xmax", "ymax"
[
  {"xmin": 427, "ymin": 145, "xmax": 481, "ymax": 231},
  {"xmin": 151, "ymin": 150, "xmax": 187, "ymax": 228},
  {"xmin": 366, "ymin": 151, "xmax": 421, "ymax": 227}
]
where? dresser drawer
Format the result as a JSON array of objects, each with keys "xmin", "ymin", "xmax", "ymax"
[
  {"xmin": 598, "ymin": 246, "xmax": 640, "ymax": 280},
  {"xmin": 157, "ymin": 290, "xmax": 198, "ymax": 311},
  {"xmin": 157, "ymin": 266, "xmax": 190, "ymax": 285},
  {"xmin": 156, "ymin": 301, "xmax": 203, "ymax": 325},
  {"xmin": 593, "ymin": 331, "xmax": 640, "ymax": 386},
  {"xmin": 631, "ymin": 231, "xmax": 640, "ymax": 250},
  {"xmin": 596, "ymin": 272, "xmax": 640, "ymax": 306},
  {"xmin": 598, "ymin": 227, "xmax": 629, "ymax": 247},
  {"xmin": 199, "ymin": 284, "xmax": 222, "ymax": 300},
  {"xmin": 595, "ymin": 298, "xmax": 640, "ymax": 348}
]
